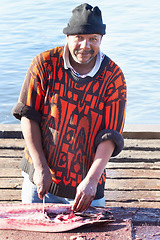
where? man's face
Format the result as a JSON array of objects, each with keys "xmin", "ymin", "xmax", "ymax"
[{"xmin": 67, "ymin": 34, "xmax": 102, "ymax": 64}]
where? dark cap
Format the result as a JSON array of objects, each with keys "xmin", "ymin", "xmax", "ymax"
[{"xmin": 63, "ymin": 3, "xmax": 106, "ymax": 35}]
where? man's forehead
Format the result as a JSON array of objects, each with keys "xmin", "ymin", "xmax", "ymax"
[{"xmin": 68, "ymin": 34, "xmax": 102, "ymax": 38}]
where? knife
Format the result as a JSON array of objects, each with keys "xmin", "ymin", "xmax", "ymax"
[{"xmin": 43, "ymin": 195, "xmax": 45, "ymax": 215}]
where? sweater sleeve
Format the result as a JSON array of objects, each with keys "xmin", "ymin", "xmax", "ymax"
[
  {"xmin": 95, "ymin": 63, "xmax": 127, "ymax": 156},
  {"xmin": 12, "ymin": 54, "xmax": 46, "ymax": 122}
]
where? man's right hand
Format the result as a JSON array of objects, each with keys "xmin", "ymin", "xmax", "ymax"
[
  {"xmin": 33, "ymin": 165, "xmax": 52, "ymax": 199},
  {"xmin": 21, "ymin": 117, "xmax": 52, "ymax": 200}
]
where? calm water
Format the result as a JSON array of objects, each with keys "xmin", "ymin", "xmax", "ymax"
[{"xmin": 0, "ymin": 0, "xmax": 160, "ymax": 124}]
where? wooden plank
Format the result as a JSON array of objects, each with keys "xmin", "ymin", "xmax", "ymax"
[
  {"xmin": 0, "ymin": 139, "xmax": 25, "ymax": 148},
  {"xmin": 0, "ymin": 158, "xmax": 21, "ymax": 168},
  {"xmin": 0, "ymin": 138, "xmax": 159, "ymax": 149},
  {"xmin": 0, "ymin": 149, "xmax": 23, "ymax": 157},
  {"xmin": 0, "ymin": 178, "xmax": 22, "ymax": 189},
  {"xmin": 105, "ymin": 201, "xmax": 160, "ymax": 208},
  {"xmin": 0, "ymin": 138, "xmax": 159, "ymax": 148},
  {"xmin": 2, "ymin": 190, "xmax": 159, "ymax": 205},
  {"xmin": 110, "ymin": 159, "xmax": 160, "ymax": 164},
  {"xmin": 2, "ymin": 178, "xmax": 159, "ymax": 192},
  {"xmin": 5, "ymin": 158, "xmax": 159, "ymax": 170},
  {"xmin": 1, "ymin": 201, "xmax": 160, "ymax": 207},
  {"xmin": 3, "ymin": 159, "xmax": 157, "ymax": 172},
  {"xmin": 1, "ymin": 201, "xmax": 160, "ymax": 208},
  {"xmin": 106, "ymin": 169, "xmax": 160, "ymax": 179},
  {"xmin": 0, "ymin": 168, "xmax": 22, "ymax": 177},
  {"xmin": 104, "ymin": 191, "xmax": 160, "ymax": 202},
  {"xmin": 124, "ymin": 139, "xmax": 160, "ymax": 148},
  {"xmin": 116, "ymin": 150, "xmax": 160, "ymax": 159},
  {"xmin": 4, "ymin": 168, "xmax": 159, "ymax": 180},
  {"xmin": 105, "ymin": 179, "xmax": 160, "ymax": 190},
  {"xmin": 2, "ymin": 148, "xmax": 159, "ymax": 160},
  {"xmin": 0, "ymin": 200, "xmax": 21, "ymax": 203},
  {"xmin": 0, "ymin": 189, "xmax": 21, "ymax": 201},
  {"xmin": 0, "ymin": 189, "xmax": 159, "ymax": 207},
  {"xmin": 106, "ymin": 162, "xmax": 160, "ymax": 169}
]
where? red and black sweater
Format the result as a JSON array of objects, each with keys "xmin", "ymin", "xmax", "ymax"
[{"xmin": 12, "ymin": 46, "xmax": 127, "ymax": 199}]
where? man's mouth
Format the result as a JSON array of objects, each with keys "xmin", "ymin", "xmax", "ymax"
[
  {"xmin": 71, "ymin": 49, "xmax": 95, "ymax": 64},
  {"xmin": 74, "ymin": 49, "xmax": 94, "ymax": 56}
]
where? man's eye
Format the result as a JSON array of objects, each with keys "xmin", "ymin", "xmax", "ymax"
[
  {"xmin": 76, "ymin": 35, "xmax": 82, "ymax": 40},
  {"xmin": 91, "ymin": 38, "xmax": 97, "ymax": 41}
]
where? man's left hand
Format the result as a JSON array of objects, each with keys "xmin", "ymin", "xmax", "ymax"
[{"xmin": 72, "ymin": 178, "xmax": 97, "ymax": 212}]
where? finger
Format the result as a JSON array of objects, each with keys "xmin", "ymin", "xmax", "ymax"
[
  {"xmin": 37, "ymin": 186, "xmax": 46, "ymax": 199},
  {"xmin": 37, "ymin": 185, "xmax": 42, "ymax": 193},
  {"xmin": 76, "ymin": 196, "xmax": 94, "ymax": 212},
  {"xmin": 82, "ymin": 200, "xmax": 92, "ymax": 212},
  {"xmin": 38, "ymin": 191, "xmax": 43, "ymax": 200},
  {"xmin": 77, "ymin": 200, "xmax": 90, "ymax": 212},
  {"xmin": 83, "ymin": 199, "xmax": 93, "ymax": 211},
  {"xmin": 38, "ymin": 191, "xmax": 47, "ymax": 199},
  {"xmin": 72, "ymin": 194, "xmax": 81, "ymax": 211},
  {"xmin": 74, "ymin": 195, "xmax": 88, "ymax": 212}
]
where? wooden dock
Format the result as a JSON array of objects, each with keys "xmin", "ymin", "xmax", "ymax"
[
  {"xmin": 1, "ymin": 124, "xmax": 160, "ymax": 239},
  {"xmin": 0, "ymin": 124, "xmax": 160, "ymax": 208}
]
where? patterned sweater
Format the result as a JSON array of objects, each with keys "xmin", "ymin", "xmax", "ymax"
[{"xmin": 12, "ymin": 46, "xmax": 127, "ymax": 199}]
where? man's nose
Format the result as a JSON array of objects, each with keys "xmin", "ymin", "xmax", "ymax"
[{"xmin": 80, "ymin": 39, "xmax": 90, "ymax": 49}]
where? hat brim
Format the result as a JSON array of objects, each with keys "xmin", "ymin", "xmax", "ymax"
[{"xmin": 63, "ymin": 24, "xmax": 106, "ymax": 35}]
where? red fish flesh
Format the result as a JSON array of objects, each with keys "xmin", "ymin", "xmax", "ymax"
[{"xmin": 0, "ymin": 203, "xmax": 113, "ymax": 232}]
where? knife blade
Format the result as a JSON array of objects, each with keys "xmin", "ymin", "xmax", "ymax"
[{"xmin": 43, "ymin": 195, "xmax": 45, "ymax": 215}]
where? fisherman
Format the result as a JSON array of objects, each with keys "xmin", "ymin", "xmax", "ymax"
[{"xmin": 12, "ymin": 3, "xmax": 127, "ymax": 212}]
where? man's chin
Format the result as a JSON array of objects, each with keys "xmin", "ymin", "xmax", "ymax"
[{"xmin": 73, "ymin": 55, "xmax": 94, "ymax": 65}]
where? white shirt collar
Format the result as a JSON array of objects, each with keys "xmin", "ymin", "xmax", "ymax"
[{"xmin": 63, "ymin": 44, "xmax": 104, "ymax": 78}]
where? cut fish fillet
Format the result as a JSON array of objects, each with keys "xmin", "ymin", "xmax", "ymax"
[{"xmin": 0, "ymin": 203, "xmax": 113, "ymax": 232}]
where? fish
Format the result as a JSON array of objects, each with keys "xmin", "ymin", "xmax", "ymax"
[{"xmin": 0, "ymin": 203, "xmax": 113, "ymax": 232}]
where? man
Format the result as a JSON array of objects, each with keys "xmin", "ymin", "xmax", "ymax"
[{"xmin": 12, "ymin": 3, "xmax": 127, "ymax": 212}]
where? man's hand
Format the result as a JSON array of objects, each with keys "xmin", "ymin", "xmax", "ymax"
[
  {"xmin": 72, "ymin": 140, "xmax": 115, "ymax": 212},
  {"xmin": 33, "ymin": 165, "xmax": 52, "ymax": 199},
  {"xmin": 72, "ymin": 178, "xmax": 97, "ymax": 212},
  {"xmin": 21, "ymin": 117, "xmax": 53, "ymax": 199}
]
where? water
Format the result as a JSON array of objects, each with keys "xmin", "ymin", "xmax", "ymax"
[{"xmin": 0, "ymin": 0, "xmax": 160, "ymax": 124}]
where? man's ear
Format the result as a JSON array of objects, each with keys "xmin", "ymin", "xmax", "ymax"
[{"xmin": 66, "ymin": 35, "xmax": 69, "ymax": 42}]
